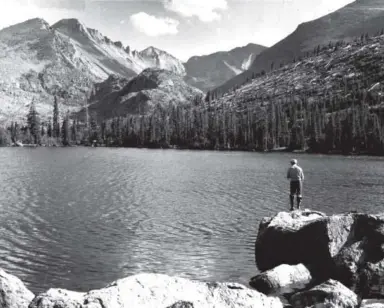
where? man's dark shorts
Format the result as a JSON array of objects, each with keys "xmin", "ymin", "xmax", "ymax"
[{"xmin": 290, "ymin": 180, "xmax": 302, "ymax": 196}]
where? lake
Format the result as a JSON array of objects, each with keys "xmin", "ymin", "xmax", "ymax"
[{"xmin": 0, "ymin": 148, "xmax": 383, "ymax": 293}]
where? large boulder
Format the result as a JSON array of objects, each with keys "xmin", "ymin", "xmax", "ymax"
[
  {"xmin": 333, "ymin": 214, "xmax": 384, "ymax": 297},
  {"xmin": 0, "ymin": 268, "xmax": 34, "ymax": 308},
  {"xmin": 255, "ymin": 210, "xmax": 354, "ymax": 279},
  {"xmin": 249, "ymin": 263, "xmax": 314, "ymax": 295},
  {"xmin": 289, "ymin": 279, "xmax": 359, "ymax": 308},
  {"xmin": 29, "ymin": 273, "xmax": 284, "ymax": 308}
]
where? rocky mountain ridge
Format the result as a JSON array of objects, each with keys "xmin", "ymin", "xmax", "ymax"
[
  {"xmin": 215, "ymin": 0, "xmax": 384, "ymax": 95},
  {"xmin": 0, "ymin": 18, "xmax": 188, "ymax": 123},
  {"xmin": 214, "ymin": 32, "xmax": 384, "ymax": 111},
  {"xmin": 0, "ymin": 17, "xmax": 262, "ymax": 123},
  {"xmin": 84, "ymin": 68, "xmax": 203, "ymax": 120}
]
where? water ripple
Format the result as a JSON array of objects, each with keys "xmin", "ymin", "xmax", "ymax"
[{"xmin": 0, "ymin": 148, "xmax": 383, "ymax": 293}]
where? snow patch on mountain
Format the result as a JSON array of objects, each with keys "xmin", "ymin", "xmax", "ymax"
[
  {"xmin": 223, "ymin": 61, "xmax": 243, "ymax": 75},
  {"xmin": 184, "ymin": 43, "xmax": 266, "ymax": 92},
  {"xmin": 241, "ymin": 53, "xmax": 254, "ymax": 70}
]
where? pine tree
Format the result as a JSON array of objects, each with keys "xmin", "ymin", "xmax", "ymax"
[
  {"xmin": 89, "ymin": 112, "xmax": 98, "ymax": 143},
  {"xmin": 71, "ymin": 119, "xmax": 77, "ymax": 144},
  {"xmin": 61, "ymin": 112, "xmax": 70, "ymax": 146},
  {"xmin": 205, "ymin": 90, "xmax": 211, "ymax": 103},
  {"xmin": 53, "ymin": 96, "xmax": 60, "ymax": 138},
  {"xmin": 47, "ymin": 119, "xmax": 53, "ymax": 138},
  {"xmin": 10, "ymin": 122, "xmax": 20, "ymax": 143},
  {"xmin": 41, "ymin": 122, "xmax": 45, "ymax": 137},
  {"xmin": 27, "ymin": 100, "xmax": 40, "ymax": 144}
]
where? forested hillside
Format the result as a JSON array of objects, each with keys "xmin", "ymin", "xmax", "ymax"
[
  {"xmin": 3, "ymin": 32, "xmax": 384, "ymax": 156},
  {"xmin": 94, "ymin": 32, "xmax": 384, "ymax": 154}
]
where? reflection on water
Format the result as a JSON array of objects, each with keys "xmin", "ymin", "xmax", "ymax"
[{"xmin": 0, "ymin": 148, "xmax": 383, "ymax": 293}]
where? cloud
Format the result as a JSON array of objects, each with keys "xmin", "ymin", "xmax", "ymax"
[
  {"xmin": 164, "ymin": 0, "xmax": 228, "ymax": 22},
  {"xmin": 32, "ymin": 0, "xmax": 86, "ymax": 10},
  {"xmin": 130, "ymin": 12, "xmax": 179, "ymax": 36}
]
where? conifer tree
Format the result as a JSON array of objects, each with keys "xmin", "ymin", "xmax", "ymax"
[
  {"xmin": 61, "ymin": 112, "xmax": 70, "ymax": 146},
  {"xmin": 27, "ymin": 100, "xmax": 40, "ymax": 144},
  {"xmin": 71, "ymin": 119, "xmax": 77, "ymax": 144},
  {"xmin": 47, "ymin": 119, "xmax": 52, "ymax": 138},
  {"xmin": 41, "ymin": 122, "xmax": 45, "ymax": 137},
  {"xmin": 53, "ymin": 96, "xmax": 60, "ymax": 138}
]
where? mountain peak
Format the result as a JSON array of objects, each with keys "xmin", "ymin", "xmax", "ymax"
[
  {"xmin": 114, "ymin": 41, "xmax": 124, "ymax": 49},
  {"xmin": 0, "ymin": 17, "xmax": 49, "ymax": 33},
  {"xmin": 25, "ymin": 17, "xmax": 49, "ymax": 27},
  {"xmin": 138, "ymin": 47, "xmax": 186, "ymax": 76},
  {"xmin": 140, "ymin": 46, "xmax": 164, "ymax": 57},
  {"xmin": 52, "ymin": 18, "xmax": 89, "ymax": 36}
]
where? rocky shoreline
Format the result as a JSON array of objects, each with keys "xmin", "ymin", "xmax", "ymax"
[
  {"xmin": 251, "ymin": 210, "xmax": 384, "ymax": 308},
  {"xmin": 1, "ymin": 210, "xmax": 384, "ymax": 307}
]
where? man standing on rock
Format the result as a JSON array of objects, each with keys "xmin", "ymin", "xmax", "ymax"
[{"xmin": 287, "ymin": 159, "xmax": 304, "ymax": 211}]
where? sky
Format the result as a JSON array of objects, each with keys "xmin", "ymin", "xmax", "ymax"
[{"xmin": 1, "ymin": 0, "xmax": 355, "ymax": 61}]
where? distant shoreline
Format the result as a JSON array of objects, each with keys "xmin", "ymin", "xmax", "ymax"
[{"xmin": 4, "ymin": 143, "xmax": 384, "ymax": 157}]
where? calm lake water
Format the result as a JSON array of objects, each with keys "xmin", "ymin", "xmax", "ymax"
[{"xmin": 0, "ymin": 148, "xmax": 383, "ymax": 293}]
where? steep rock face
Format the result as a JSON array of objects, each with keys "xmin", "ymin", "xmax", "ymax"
[
  {"xmin": 86, "ymin": 68, "xmax": 203, "ymax": 119},
  {"xmin": 0, "ymin": 18, "xmax": 94, "ymax": 123},
  {"xmin": 289, "ymin": 279, "xmax": 359, "ymax": 308},
  {"xmin": 51, "ymin": 18, "xmax": 139, "ymax": 78},
  {"xmin": 215, "ymin": 0, "xmax": 384, "ymax": 95},
  {"xmin": 0, "ymin": 18, "xmax": 188, "ymax": 123},
  {"xmin": 52, "ymin": 19, "xmax": 185, "ymax": 78},
  {"xmin": 184, "ymin": 43, "xmax": 266, "ymax": 92},
  {"xmin": 139, "ymin": 46, "xmax": 186, "ymax": 76},
  {"xmin": 29, "ymin": 273, "xmax": 284, "ymax": 308},
  {"xmin": 0, "ymin": 268, "xmax": 34, "ymax": 308},
  {"xmin": 0, "ymin": 17, "xmax": 141, "ymax": 123}
]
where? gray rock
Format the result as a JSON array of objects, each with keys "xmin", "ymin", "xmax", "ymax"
[
  {"xmin": 250, "ymin": 263, "xmax": 314, "ymax": 295},
  {"xmin": 333, "ymin": 214, "xmax": 384, "ymax": 297},
  {"xmin": 29, "ymin": 273, "xmax": 284, "ymax": 308},
  {"xmin": 289, "ymin": 279, "xmax": 358, "ymax": 308},
  {"xmin": 255, "ymin": 210, "xmax": 353, "ymax": 278},
  {"xmin": 0, "ymin": 268, "xmax": 34, "ymax": 308}
]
